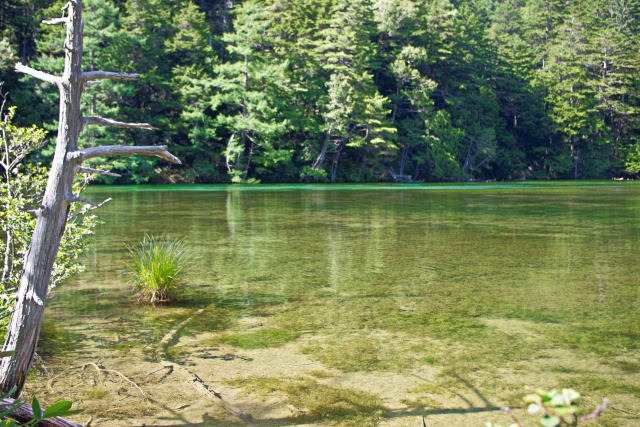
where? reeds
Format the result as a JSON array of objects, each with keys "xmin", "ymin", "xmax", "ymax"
[{"xmin": 126, "ymin": 235, "xmax": 193, "ymax": 304}]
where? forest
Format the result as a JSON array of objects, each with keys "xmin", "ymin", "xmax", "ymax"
[{"xmin": 0, "ymin": 0, "xmax": 638, "ymax": 184}]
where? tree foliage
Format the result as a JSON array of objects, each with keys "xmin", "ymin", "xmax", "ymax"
[
  {"xmin": 1, "ymin": 0, "xmax": 638, "ymax": 182},
  {"xmin": 0, "ymin": 102, "xmax": 97, "ymax": 331}
]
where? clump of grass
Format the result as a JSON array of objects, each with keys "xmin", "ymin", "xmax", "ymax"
[{"xmin": 126, "ymin": 235, "xmax": 194, "ymax": 304}]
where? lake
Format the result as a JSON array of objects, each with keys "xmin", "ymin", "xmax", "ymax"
[{"xmin": 29, "ymin": 182, "xmax": 640, "ymax": 426}]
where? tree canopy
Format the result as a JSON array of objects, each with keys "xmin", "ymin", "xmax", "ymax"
[{"xmin": 2, "ymin": 0, "xmax": 638, "ymax": 183}]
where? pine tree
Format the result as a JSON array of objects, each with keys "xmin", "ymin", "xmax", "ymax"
[
  {"xmin": 210, "ymin": 0, "xmax": 291, "ymax": 183},
  {"xmin": 307, "ymin": 0, "xmax": 395, "ymax": 182}
]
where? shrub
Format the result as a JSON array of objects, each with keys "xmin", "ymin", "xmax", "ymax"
[
  {"xmin": 126, "ymin": 235, "xmax": 194, "ymax": 304},
  {"xmin": 486, "ymin": 388, "xmax": 609, "ymax": 427},
  {"xmin": 0, "ymin": 101, "xmax": 97, "ymax": 336}
]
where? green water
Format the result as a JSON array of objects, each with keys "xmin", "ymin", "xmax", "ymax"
[{"xmin": 39, "ymin": 182, "xmax": 640, "ymax": 425}]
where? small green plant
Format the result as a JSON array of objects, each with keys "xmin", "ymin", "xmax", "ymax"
[
  {"xmin": 126, "ymin": 235, "xmax": 194, "ymax": 304},
  {"xmin": 486, "ymin": 388, "xmax": 609, "ymax": 427},
  {"xmin": 0, "ymin": 383, "xmax": 83, "ymax": 426},
  {"xmin": 0, "ymin": 353, "xmax": 84, "ymax": 425}
]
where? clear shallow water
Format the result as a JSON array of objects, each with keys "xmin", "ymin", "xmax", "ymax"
[{"xmin": 37, "ymin": 182, "xmax": 640, "ymax": 425}]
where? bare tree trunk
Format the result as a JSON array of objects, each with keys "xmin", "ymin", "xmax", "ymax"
[
  {"xmin": 571, "ymin": 143, "xmax": 579, "ymax": 179},
  {"xmin": 0, "ymin": 1, "xmax": 85, "ymax": 397},
  {"xmin": 330, "ymin": 142, "xmax": 343, "ymax": 183},
  {"xmin": 312, "ymin": 125, "xmax": 332, "ymax": 171},
  {"xmin": 399, "ymin": 146, "xmax": 408, "ymax": 177},
  {"xmin": 1, "ymin": 0, "xmax": 180, "ymax": 397}
]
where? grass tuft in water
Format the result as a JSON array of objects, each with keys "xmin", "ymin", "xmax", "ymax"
[{"xmin": 126, "ymin": 235, "xmax": 194, "ymax": 304}]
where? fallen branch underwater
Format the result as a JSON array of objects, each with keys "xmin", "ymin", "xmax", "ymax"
[
  {"xmin": 41, "ymin": 307, "xmax": 254, "ymax": 423},
  {"xmin": 154, "ymin": 307, "xmax": 254, "ymax": 422},
  {"xmin": 47, "ymin": 362, "xmax": 147, "ymax": 400}
]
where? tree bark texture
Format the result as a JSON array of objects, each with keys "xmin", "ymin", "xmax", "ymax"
[
  {"xmin": 0, "ymin": 0, "xmax": 180, "ymax": 397},
  {"xmin": 0, "ymin": 0, "xmax": 84, "ymax": 397}
]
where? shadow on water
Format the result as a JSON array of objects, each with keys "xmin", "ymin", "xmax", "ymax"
[{"xmin": 133, "ymin": 373, "xmax": 505, "ymax": 427}]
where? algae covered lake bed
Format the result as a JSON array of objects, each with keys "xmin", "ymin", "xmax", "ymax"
[{"xmin": 27, "ymin": 183, "xmax": 640, "ymax": 426}]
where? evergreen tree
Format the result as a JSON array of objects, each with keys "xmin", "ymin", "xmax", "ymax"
[
  {"xmin": 307, "ymin": 0, "xmax": 395, "ymax": 182},
  {"xmin": 210, "ymin": 0, "xmax": 291, "ymax": 183}
]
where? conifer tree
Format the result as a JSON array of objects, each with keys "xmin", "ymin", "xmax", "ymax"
[
  {"xmin": 309, "ymin": 0, "xmax": 395, "ymax": 182},
  {"xmin": 211, "ymin": 0, "xmax": 291, "ymax": 183}
]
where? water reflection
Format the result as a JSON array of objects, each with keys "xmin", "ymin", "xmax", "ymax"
[{"xmin": 44, "ymin": 184, "xmax": 640, "ymax": 363}]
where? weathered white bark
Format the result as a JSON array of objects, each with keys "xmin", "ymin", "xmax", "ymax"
[
  {"xmin": 82, "ymin": 116, "xmax": 156, "ymax": 130},
  {"xmin": 41, "ymin": 17, "xmax": 68, "ymax": 26},
  {"xmin": 75, "ymin": 166, "xmax": 121, "ymax": 177},
  {"xmin": 72, "ymin": 145, "xmax": 181, "ymax": 164},
  {"xmin": 80, "ymin": 71, "xmax": 140, "ymax": 82},
  {"xmin": 14, "ymin": 63, "xmax": 61, "ymax": 86},
  {"xmin": 0, "ymin": 0, "xmax": 180, "ymax": 397}
]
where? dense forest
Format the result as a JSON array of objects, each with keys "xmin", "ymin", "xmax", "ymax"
[{"xmin": 0, "ymin": 0, "xmax": 638, "ymax": 183}]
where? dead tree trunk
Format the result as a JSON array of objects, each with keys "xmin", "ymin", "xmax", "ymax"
[{"xmin": 0, "ymin": 0, "xmax": 180, "ymax": 397}]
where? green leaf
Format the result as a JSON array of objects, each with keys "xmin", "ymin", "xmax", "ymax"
[
  {"xmin": 539, "ymin": 415, "xmax": 561, "ymax": 427},
  {"xmin": 562, "ymin": 389, "xmax": 580, "ymax": 403},
  {"xmin": 31, "ymin": 396, "xmax": 42, "ymax": 421},
  {"xmin": 550, "ymin": 394, "xmax": 566, "ymax": 407},
  {"xmin": 42, "ymin": 400, "xmax": 74, "ymax": 419},
  {"xmin": 537, "ymin": 389, "xmax": 555, "ymax": 402},
  {"xmin": 0, "ymin": 351, "xmax": 15, "ymax": 358},
  {"xmin": 0, "ymin": 385, "xmax": 18, "ymax": 400},
  {"xmin": 527, "ymin": 403, "xmax": 541, "ymax": 414},
  {"xmin": 0, "ymin": 401, "xmax": 25, "ymax": 419},
  {"xmin": 554, "ymin": 406, "xmax": 576, "ymax": 416}
]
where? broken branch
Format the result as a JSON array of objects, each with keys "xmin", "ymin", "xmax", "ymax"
[
  {"xmin": 579, "ymin": 398, "xmax": 610, "ymax": 422},
  {"xmin": 189, "ymin": 372, "xmax": 254, "ymax": 422},
  {"xmin": 42, "ymin": 17, "xmax": 67, "ymax": 25},
  {"xmin": 48, "ymin": 362, "xmax": 148, "ymax": 400},
  {"xmin": 82, "ymin": 116, "xmax": 156, "ymax": 130},
  {"xmin": 80, "ymin": 71, "xmax": 140, "ymax": 82},
  {"xmin": 71, "ymin": 145, "xmax": 182, "ymax": 165},
  {"xmin": 68, "ymin": 198, "xmax": 112, "ymax": 221},
  {"xmin": 14, "ymin": 63, "xmax": 61, "ymax": 86},
  {"xmin": 76, "ymin": 167, "xmax": 122, "ymax": 177},
  {"xmin": 65, "ymin": 194, "xmax": 98, "ymax": 207},
  {"xmin": 65, "ymin": 193, "xmax": 112, "ymax": 209}
]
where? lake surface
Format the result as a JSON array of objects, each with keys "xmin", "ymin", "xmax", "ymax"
[{"xmin": 31, "ymin": 182, "xmax": 640, "ymax": 426}]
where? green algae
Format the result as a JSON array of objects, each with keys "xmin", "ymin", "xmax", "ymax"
[
  {"xmin": 226, "ymin": 376, "xmax": 386, "ymax": 425},
  {"xmin": 219, "ymin": 328, "xmax": 298, "ymax": 349}
]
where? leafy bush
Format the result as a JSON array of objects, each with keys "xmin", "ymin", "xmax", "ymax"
[
  {"xmin": 486, "ymin": 388, "xmax": 609, "ymax": 427},
  {"xmin": 126, "ymin": 235, "xmax": 194, "ymax": 304},
  {"xmin": 0, "ymin": 101, "xmax": 97, "ymax": 335}
]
